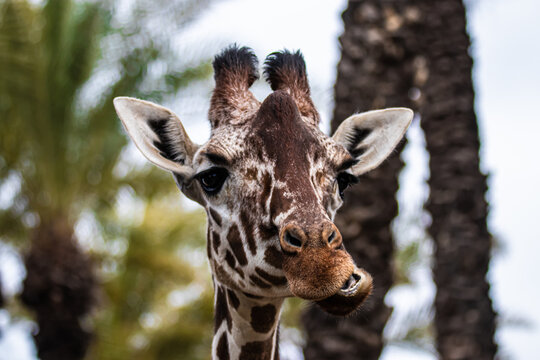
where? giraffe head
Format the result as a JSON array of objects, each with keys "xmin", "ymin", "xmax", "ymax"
[{"xmin": 114, "ymin": 46, "xmax": 412, "ymax": 316}]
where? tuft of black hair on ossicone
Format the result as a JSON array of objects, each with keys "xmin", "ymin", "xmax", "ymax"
[
  {"xmin": 212, "ymin": 44, "xmax": 259, "ymax": 87},
  {"xmin": 263, "ymin": 50, "xmax": 308, "ymax": 91}
]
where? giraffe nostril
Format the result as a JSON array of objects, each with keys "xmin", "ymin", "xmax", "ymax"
[
  {"xmin": 326, "ymin": 225, "xmax": 342, "ymax": 249},
  {"xmin": 327, "ymin": 231, "xmax": 336, "ymax": 244},
  {"xmin": 284, "ymin": 232, "xmax": 302, "ymax": 248}
]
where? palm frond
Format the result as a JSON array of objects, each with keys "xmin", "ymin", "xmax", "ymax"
[{"xmin": 65, "ymin": 3, "xmax": 101, "ymax": 95}]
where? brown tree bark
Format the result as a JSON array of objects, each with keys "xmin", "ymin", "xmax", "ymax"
[
  {"xmin": 302, "ymin": 1, "xmax": 497, "ymax": 359},
  {"xmin": 302, "ymin": 2, "xmax": 419, "ymax": 359},
  {"xmin": 415, "ymin": 1, "xmax": 498, "ymax": 358},
  {"xmin": 21, "ymin": 218, "xmax": 97, "ymax": 360}
]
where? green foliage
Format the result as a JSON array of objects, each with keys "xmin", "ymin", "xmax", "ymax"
[
  {"xmin": 281, "ymin": 297, "xmax": 305, "ymax": 329},
  {"xmin": 394, "ymin": 241, "xmax": 421, "ymax": 285},
  {"xmin": 0, "ymin": 0, "xmax": 212, "ymax": 234},
  {"xmin": 0, "ymin": 0, "xmax": 214, "ymax": 358},
  {"xmin": 88, "ymin": 196, "xmax": 214, "ymax": 360}
]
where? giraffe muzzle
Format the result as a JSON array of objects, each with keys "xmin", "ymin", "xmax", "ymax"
[
  {"xmin": 279, "ymin": 221, "xmax": 360, "ymax": 301},
  {"xmin": 278, "ymin": 221, "xmax": 373, "ymax": 312}
]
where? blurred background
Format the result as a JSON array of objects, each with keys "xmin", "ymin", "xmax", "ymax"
[{"xmin": 0, "ymin": 0, "xmax": 538, "ymax": 359}]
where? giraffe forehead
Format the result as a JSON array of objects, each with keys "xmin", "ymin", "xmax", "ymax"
[
  {"xmin": 199, "ymin": 120, "xmax": 338, "ymax": 170},
  {"xmin": 196, "ymin": 91, "xmax": 350, "ymax": 177},
  {"xmin": 250, "ymin": 91, "xmax": 351, "ymax": 173},
  {"xmin": 249, "ymin": 123, "xmax": 347, "ymax": 180}
]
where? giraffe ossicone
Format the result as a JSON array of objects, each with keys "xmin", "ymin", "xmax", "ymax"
[{"xmin": 114, "ymin": 45, "xmax": 413, "ymax": 360}]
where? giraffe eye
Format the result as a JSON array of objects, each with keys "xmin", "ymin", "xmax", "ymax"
[
  {"xmin": 336, "ymin": 172, "xmax": 358, "ymax": 199},
  {"xmin": 197, "ymin": 167, "xmax": 229, "ymax": 195}
]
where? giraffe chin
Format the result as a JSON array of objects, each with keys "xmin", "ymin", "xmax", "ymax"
[{"xmin": 315, "ymin": 267, "xmax": 373, "ymax": 316}]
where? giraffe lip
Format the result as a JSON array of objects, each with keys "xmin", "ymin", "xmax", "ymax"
[
  {"xmin": 315, "ymin": 267, "xmax": 373, "ymax": 316},
  {"xmin": 338, "ymin": 269, "xmax": 366, "ymax": 297}
]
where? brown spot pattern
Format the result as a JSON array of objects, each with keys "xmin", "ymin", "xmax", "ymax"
[
  {"xmin": 264, "ymin": 246, "xmax": 283, "ymax": 269},
  {"xmin": 212, "ymin": 231, "xmax": 221, "ymax": 253},
  {"xmin": 214, "ymin": 264, "xmax": 239, "ymax": 291},
  {"xmin": 216, "ymin": 332, "xmax": 229, "ymax": 360},
  {"xmin": 227, "ymin": 289, "xmax": 240, "ymax": 310},
  {"xmin": 251, "ymin": 304, "xmax": 277, "ymax": 333},
  {"xmin": 209, "ymin": 208, "xmax": 222, "ymax": 227},
  {"xmin": 239, "ymin": 336, "xmax": 274, "ymax": 360},
  {"xmin": 214, "ymin": 287, "xmax": 232, "ymax": 331},
  {"xmin": 269, "ymin": 189, "xmax": 282, "ymax": 220},
  {"xmin": 249, "ymin": 275, "xmax": 271, "ymax": 289},
  {"xmin": 245, "ymin": 167, "xmax": 258, "ymax": 180},
  {"xmin": 260, "ymin": 172, "xmax": 272, "ymax": 210},
  {"xmin": 240, "ymin": 210, "xmax": 257, "ymax": 255},
  {"xmin": 243, "ymin": 291, "xmax": 263, "ymax": 299},
  {"xmin": 255, "ymin": 267, "xmax": 287, "ymax": 286},
  {"xmin": 227, "ymin": 224, "xmax": 247, "ymax": 266},
  {"xmin": 258, "ymin": 224, "xmax": 278, "ymax": 241},
  {"xmin": 224, "ymin": 250, "xmax": 236, "ymax": 269},
  {"xmin": 225, "ymin": 250, "xmax": 245, "ymax": 278}
]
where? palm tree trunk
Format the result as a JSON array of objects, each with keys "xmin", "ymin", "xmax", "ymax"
[
  {"xmin": 415, "ymin": 0, "xmax": 497, "ymax": 358},
  {"xmin": 302, "ymin": 1, "xmax": 418, "ymax": 359},
  {"xmin": 21, "ymin": 217, "xmax": 97, "ymax": 360}
]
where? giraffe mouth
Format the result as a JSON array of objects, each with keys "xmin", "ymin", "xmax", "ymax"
[
  {"xmin": 339, "ymin": 271, "xmax": 362, "ymax": 296},
  {"xmin": 315, "ymin": 267, "xmax": 373, "ymax": 316},
  {"xmin": 338, "ymin": 267, "xmax": 372, "ymax": 297}
]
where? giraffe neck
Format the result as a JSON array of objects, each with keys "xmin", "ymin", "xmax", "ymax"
[{"xmin": 212, "ymin": 281, "xmax": 283, "ymax": 360}]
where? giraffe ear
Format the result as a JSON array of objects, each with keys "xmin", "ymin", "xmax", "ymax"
[
  {"xmin": 113, "ymin": 97, "xmax": 198, "ymax": 178},
  {"xmin": 332, "ymin": 108, "xmax": 413, "ymax": 176}
]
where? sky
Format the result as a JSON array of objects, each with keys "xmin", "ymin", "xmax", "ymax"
[
  {"xmin": 1, "ymin": 0, "xmax": 540, "ymax": 359},
  {"xmin": 468, "ymin": 0, "xmax": 540, "ymax": 357}
]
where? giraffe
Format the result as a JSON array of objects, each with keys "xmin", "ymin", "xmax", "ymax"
[{"xmin": 113, "ymin": 45, "xmax": 413, "ymax": 360}]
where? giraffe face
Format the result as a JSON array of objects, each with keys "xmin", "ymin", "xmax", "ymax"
[
  {"xmin": 190, "ymin": 91, "xmax": 359, "ymax": 301},
  {"xmin": 114, "ymin": 46, "xmax": 412, "ymax": 316}
]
